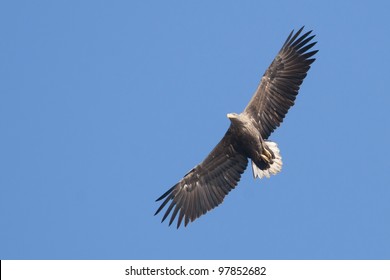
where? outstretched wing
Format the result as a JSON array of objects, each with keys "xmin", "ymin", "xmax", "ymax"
[
  {"xmin": 155, "ymin": 127, "xmax": 248, "ymax": 228},
  {"xmin": 244, "ymin": 27, "xmax": 318, "ymax": 139}
]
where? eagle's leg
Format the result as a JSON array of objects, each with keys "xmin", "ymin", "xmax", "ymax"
[
  {"xmin": 261, "ymin": 144, "xmax": 275, "ymax": 164},
  {"xmin": 260, "ymin": 154, "xmax": 271, "ymax": 163}
]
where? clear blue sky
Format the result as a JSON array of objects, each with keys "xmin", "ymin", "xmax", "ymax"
[{"xmin": 1, "ymin": 1, "xmax": 389, "ymax": 260}]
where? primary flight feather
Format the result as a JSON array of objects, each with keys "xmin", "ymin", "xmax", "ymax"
[{"xmin": 155, "ymin": 27, "xmax": 318, "ymax": 228}]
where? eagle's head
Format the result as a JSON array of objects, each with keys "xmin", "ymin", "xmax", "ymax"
[{"xmin": 227, "ymin": 113, "xmax": 249, "ymax": 126}]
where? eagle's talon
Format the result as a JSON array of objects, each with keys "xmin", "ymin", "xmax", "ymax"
[
  {"xmin": 264, "ymin": 147, "xmax": 273, "ymax": 159},
  {"xmin": 261, "ymin": 154, "xmax": 271, "ymax": 164}
]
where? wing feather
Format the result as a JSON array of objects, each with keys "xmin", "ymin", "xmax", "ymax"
[
  {"xmin": 244, "ymin": 26, "xmax": 318, "ymax": 138},
  {"xmin": 155, "ymin": 128, "xmax": 248, "ymax": 228}
]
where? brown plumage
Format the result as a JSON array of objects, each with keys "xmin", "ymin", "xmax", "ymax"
[{"xmin": 155, "ymin": 27, "xmax": 318, "ymax": 228}]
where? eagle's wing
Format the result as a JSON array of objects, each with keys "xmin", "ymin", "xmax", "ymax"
[
  {"xmin": 244, "ymin": 27, "xmax": 318, "ymax": 139},
  {"xmin": 155, "ymin": 127, "xmax": 248, "ymax": 228}
]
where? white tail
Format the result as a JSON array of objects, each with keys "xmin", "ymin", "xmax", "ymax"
[{"xmin": 252, "ymin": 141, "xmax": 283, "ymax": 179}]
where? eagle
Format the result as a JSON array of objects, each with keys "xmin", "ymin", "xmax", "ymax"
[{"xmin": 155, "ymin": 27, "xmax": 318, "ymax": 228}]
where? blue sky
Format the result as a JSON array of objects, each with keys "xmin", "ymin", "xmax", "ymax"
[{"xmin": 1, "ymin": 1, "xmax": 389, "ymax": 259}]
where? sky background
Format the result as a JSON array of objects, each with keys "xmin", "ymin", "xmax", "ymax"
[{"xmin": 1, "ymin": 0, "xmax": 389, "ymax": 260}]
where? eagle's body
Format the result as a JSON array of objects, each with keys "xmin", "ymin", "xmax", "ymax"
[
  {"xmin": 155, "ymin": 27, "xmax": 318, "ymax": 228},
  {"xmin": 227, "ymin": 113, "xmax": 282, "ymax": 179}
]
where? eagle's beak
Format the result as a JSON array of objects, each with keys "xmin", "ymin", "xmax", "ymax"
[{"xmin": 227, "ymin": 113, "xmax": 237, "ymax": 119}]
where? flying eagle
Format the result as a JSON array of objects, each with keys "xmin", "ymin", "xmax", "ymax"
[{"xmin": 155, "ymin": 27, "xmax": 318, "ymax": 228}]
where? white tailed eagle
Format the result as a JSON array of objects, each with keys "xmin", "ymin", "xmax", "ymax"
[{"xmin": 155, "ymin": 27, "xmax": 318, "ymax": 228}]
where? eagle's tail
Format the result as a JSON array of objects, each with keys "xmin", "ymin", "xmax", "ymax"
[{"xmin": 252, "ymin": 141, "xmax": 283, "ymax": 179}]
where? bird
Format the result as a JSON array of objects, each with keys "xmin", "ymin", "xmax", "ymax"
[{"xmin": 155, "ymin": 26, "xmax": 318, "ymax": 228}]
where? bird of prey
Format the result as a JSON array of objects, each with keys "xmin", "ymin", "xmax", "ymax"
[{"xmin": 155, "ymin": 27, "xmax": 318, "ymax": 228}]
